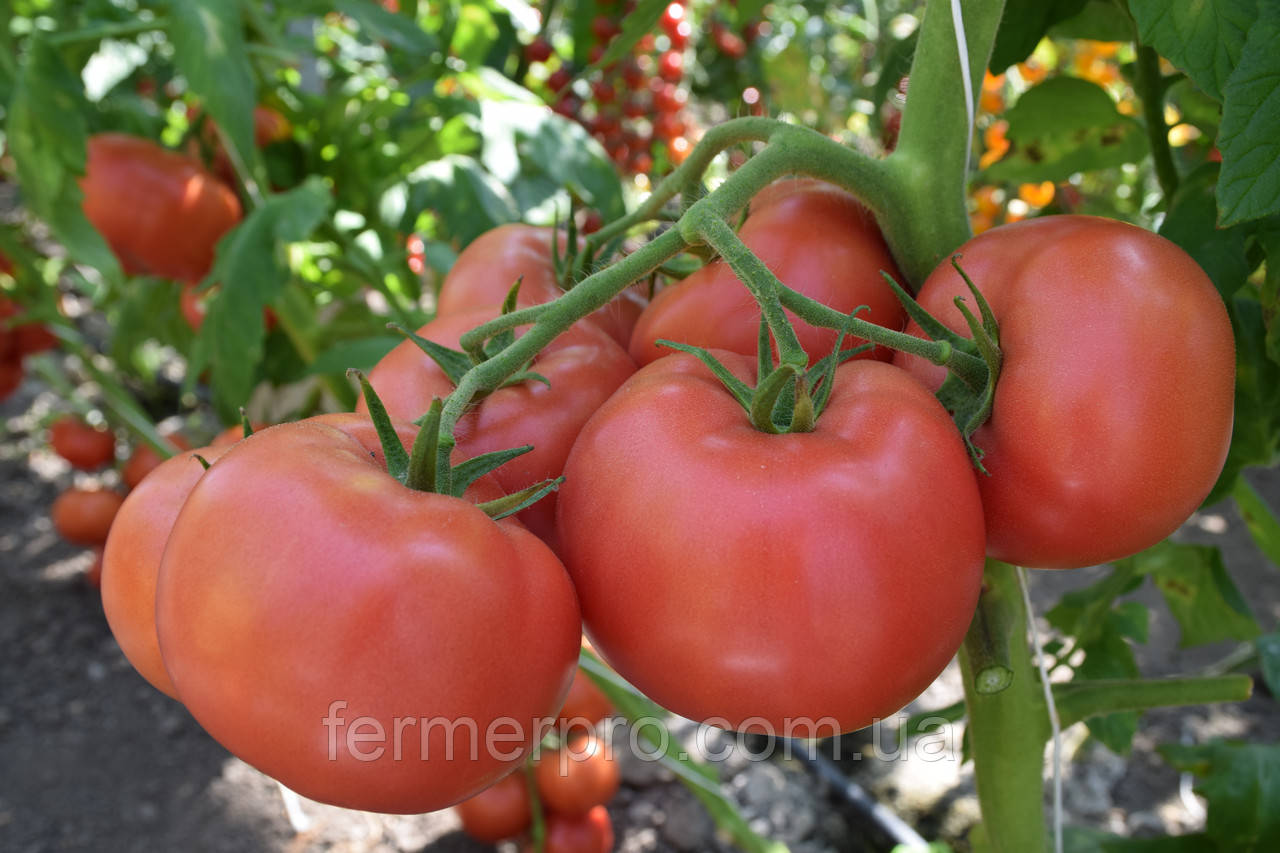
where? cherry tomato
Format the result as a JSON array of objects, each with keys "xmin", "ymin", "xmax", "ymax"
[
  {"xmin": 657, "ymin": 50, "xmax": 684, "ymax": 82},
  {"xmin": 894, "ymin": 216, "xmax": 1235, "ymax": 568},
  {"xmin": 629, "ymin": 179, "xmax": 907, "ymax": 367},
  {"xmin": 434, "ymin": 224, "xmax": 648, "ymax": 349},
  {"xmin": 81, "ymin": 134, "xmax": 242, "ymax": 282},
  {"xmin": 358, "ymin": 309, "xmax": 635, "ymax": 551},
  {"xmin": 52, "ymin": 487, "xmax": 125, "ymax": 547},
  {"xmin": 455, "ymin": 771, "xmax": 531, "ymax": 842},
  {"xmin": 536, "ymin": 805, "xmax": 615, "ymax": 853},
  {"xmin": 121, "ymin": 435, "xmax": 193, "ymax": 491},
  {"xmin": 155, "ymin": 416, "xmax": 582, "ymax": 813},
  {"xmin": 525, "ymin": 38, "xmax": 554, "ymax": 64},
  {"xmin": 556, "ymin": 353, "xmax": 984, "ymax": 732},
  {"xmin": 49, "ymin": 416, "xmax": 116, "ymax": 470},
  {"xmin": 535, "ymin": 734, "xmax": 620, "ymax": 817},
  {"xmin": 548, "ymin": 68, "xmax": 574, "ymax": 93}
]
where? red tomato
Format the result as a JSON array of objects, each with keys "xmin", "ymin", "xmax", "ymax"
[
  {"xmin": 155, "ymin": 416, "xmax": 582, "ymax": 813},
  {"xmin": 358, "ymin": 308, "xmax": 635, "ymax": 551},
  {"xmin": 535, "ymin": 734, "xmax": 620, "ymax": 817},
  {"xmin": 557, "ymin": 665, "xmax": 612, "ymax": 734},
  {"xmin": 536, "ymin": 805, "xmax": 615, "ymax": 853},
  {"xmin": 51, "ymin": 488, "xmax": 125, "ymax": 547},
  {"xmin": 556, "ymin": 353, "xmax": 984, "ymax": 731},
  {"xmin": 435, "ymin": 224, "xmax": 648, "ymax": 348},
  {"xmin": 526, "ymin": 38, "xmax": 554, "ymax": 64},
  {"xmin": 103, "ymin": 443, "xmax": 230, "ymax": 698},
  {"xmin": 894, "ymin": 216, "xmax": 1235, "ymax": 569},
  {"xmin": 81, "ymin": 134, "xmax": 241, "ymax": 282},
  {"xmin": 657, "ymin": 50, "xmax": 683, "ymax": 82},
  {"xmin": 0, "ymin": 356, "xmax": 21, "ymax": 401},
  {"xmin": 629, "ymin": 179, "xmax": 907, "ymax": 367},
  {"xmin": 455, "ymin": 771, "xmax": 531, "ymax": 842},
  {"xmin": 121, "ymin": 435, "xmax": 193, "ymax": 491},
  {"xmin": 49, "ymin": 416, "xmax": 116, "ymax": 470}
]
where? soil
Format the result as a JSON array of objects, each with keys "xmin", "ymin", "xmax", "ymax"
[{"xmin": 3, "ymin": 366, "xmax": 1278, "ymax": 853}]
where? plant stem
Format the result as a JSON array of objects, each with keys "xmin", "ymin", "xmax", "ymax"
[
  {"xmin": 1133, "ymin": 44, "xmax": 1180, "ymax": 203},
  {"xmin": 960, "ymin": 560, "xmax": 1049, "ymax": 853},
  {"xmin": 1055, "ymin": 675, "xmax": 1253, "ymax": 729}
]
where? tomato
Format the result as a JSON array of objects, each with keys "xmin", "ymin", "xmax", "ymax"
[
  {"xmin": 0, "ymin": 356, "xmax": 21, "ymax": 401},
  {"xmin": 455, "ymin": 771, "xmax": 531, "ymax": 842},
  {"xmin": 358, "ymin": 308, "xmax": 635, "ymax": 551},
  {"xmin": 2, "ymin": 296, "xmax": 59, "ymax": 356},
  {"xmin": 121, "ymin": 435, "xmax": 193, "ymax": 491},
  {"xmin": 85, "ymin": 548, "xmax": 104, "ymax": 589},
  {"xmin": 556, "ymin": 353, "xmax": 984, "ymax": 731},
  {"xmin": 103, "ymin": 443, "xmax": 229, "ymax": 698},
  {"xmin": 80, "ymin": 133, "xmax": 242, "ymax": 282},
  {"xmin": 155, "ymin": 415, "xmax": 582, "ymax": 813},
  {"xmin": 535, "ymin": 805, "xmax": 615, "ymax": 853},
  {"xmin": 893, "ymin": 216, "xmax": 1235, "ymax": 569},
  {"xmin": 52, "ymin": 487, "xmax": 125, "ymax": 547},
  {"xmin": 49, "ymin": 416, "xmax": 116, "ymax": 470},
  {"xmin": 210, "ymin": 421, "xmax": 268, "ymax": 446},
  {"xmin": 435, "ymin": 224, "xmax": 648, "ymax": 349},
  {"xmin": 535, "ymin": 734, "xmax": 620, "ymax": 817},
  {"xmin": 557, "ymin": 665, "xmax": 612, "ymax": 734},
  {"xmin": 628, "ymin": 179, "xmax": 906, "ymax": 367}
]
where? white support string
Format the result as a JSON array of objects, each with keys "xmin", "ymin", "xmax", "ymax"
[
  {"xmin": 1017, "ymin": 565, "xmax": 1064, "ymax": 853},
  {"xmin": 948, "ymin": 0, "xmax": 976, "ymax": 176}
]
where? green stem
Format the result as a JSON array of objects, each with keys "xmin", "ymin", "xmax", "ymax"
[
  {"xmin": 1055, "ymin": 675, "xmax": 1253, "ymax": 729},
  {"xmin": 47, "ymin": 17, "xmax": 167, "ymax": 45},
  {"xmin": 1133, "ymin": 44, "xmax": 1180, "ymax": 203},
  {"xmin": 960, "ymin": 560, "xmax": 1049, "ymax": 853},
  {"xmin": 457, "ymin": 302, "xmax": 553, "ymax": 356}
]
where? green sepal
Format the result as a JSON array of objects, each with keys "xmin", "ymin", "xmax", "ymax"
[
  {"xmin": 883, "ymin": 271, "xmax": 976, "ymax": 358},
  {"xmin": 807, "ymin": 316, "xmax": 856, "ymax": 418},
  {"xmin": 390, "ymin": 322, "xmax": 474, "ymax": 385},
  {"xmin": 349, "ymin": 368, "xmax": 410, "ymax": 483},
  {"xmin": 193, "ymin": 453, "xmax": 212, "ymax": 471},
  {"xmin": 655, "ymin": 340, "xmax": 754, "ymax": 410},
  {"xmin": 750, "ymin": 363, "xmax": 803, "ymax": 434},
  {"xmin": 488, "ymin": 277, "xmax": 524, "ymax": 353},
  {"xmin": 450, "ymin": 445, "xmax": 535, "ymax": 497},
  {"xmin": 404, "ymin": 398, "xmax": 443, "ymax": 492},
  {"xmin": 477, "ymin": 477, "xmax": 564, "ymax": 520},
  {"xmin": 237, "ymin": 408, "xmax": 255, "ymax": 440}
]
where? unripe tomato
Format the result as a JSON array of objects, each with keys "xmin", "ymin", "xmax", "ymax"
[
  {"xmin": 52, "ymin": 487, "xmax": 125, "ymax": 547},
  {"xmin": 535, "ymin": 734, "xmax": 620, "ymax": 817},
  {"xmin": 156, "ymin": 416, "xmax": 582, "ymax": 813},
  {"xmin": 80, "ymin": 134, "xmax": 242, "ymax": 282},
  {"xmin": 894, "ymin": 216, "xmax": 1235, "ymax": 569},
  {"xmin": 455, "ymin": 771, "xmax": 532, "ymax": 842},
  {"xmin": 49, "ymin": 416, "xmax": 116, "ymax": 470}
]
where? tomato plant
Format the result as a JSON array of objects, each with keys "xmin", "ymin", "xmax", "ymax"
[{"xmin": 48, "ymin": 416, "xmax": 116, "ymax": 471}]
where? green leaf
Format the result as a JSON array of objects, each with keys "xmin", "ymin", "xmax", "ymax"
[
  {"xmin": 6, "ymin": 36, "xmax": 120, "ymax": 278},
  {"xmin": 1099, "ymin": 833, "xmax": 1218, "ymax": 852},
  {"xmin": 1076, "ymin": 613, "xmax": 1142, "ymax": 754},
  {"xmin": 1050, "ymin": 0, "xmax": 1136, "ymax": 42},
  {"xmin": 166, "ymin": 0, "xmax": 256, "ymax": 179},
  {"xmin": 1159, "ymin": 164, "xmax": 1252, "ymax": 302},
  {"xmin": 1129, "ymin": 0, "xmax": 1255, "ymax": 103},
  {"xmin": 203, "ymin": 178, "xmax": 332, "ymax": 421},
  {"xmin": 588, "ymin": 0, "xmax": 668, "ymax": 74},
  {"xmin": 1208, "ymin": 294, "xmax": 1280, "ymax": 503},
  {"xmin": 1046, "ymin": 561, "xmax": 1144, "ymax": 647},
  {"xmin": 306, "ymin": 335, "xmax": 401, "ymax": 376},
  {"xmin": 896, "ymin": 700, "xmax": 965, "ymax": 748},
  {"xmin": 1234, "ymin": 477, "xmax": 1280, "ymax": 567},
  {"xmin": 1129, "ymin": 541, "xmax": 1261, "ymax": 647},
  {"xmin": 336, "ymin": 0, "xmax": 438, "ymax": 55},
  {"xmin": 1160, "ymin": 741, "xmax": 1280, "ymax": 852},
  {"xmin": 1258, "ymin": 632, "xmax": 1280, "ymax": 697},
  {"xmin": 400, "ymin": 154, "xmax": 520, "ymax": 245},
  {"xmin": 983, "ymin": 77, "xmax": 1147, "ymax": 183},
  {"xmin": 989, "ymin": 0, "xmax": 1089, "ymax": 72},
  {"xmin": 1217, "ymin": 0, "xmax": 1280, "ymax": 226}
]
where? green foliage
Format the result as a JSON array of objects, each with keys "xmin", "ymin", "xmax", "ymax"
[
  {"xmin": 989, "ymin": 0, "xmax": 1088, "ymax": 72},
  {"xmin": 1160, "ymin": 741, "xmax": 1280, "ymax": 852},
  {"xmin": 1216, "ymin": 0, "xmax": 1280, "ymax": 226}
]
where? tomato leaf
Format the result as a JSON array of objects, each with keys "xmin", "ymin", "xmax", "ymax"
[
  {"xmin": 335, "ymin": 0, "xmax": 438, "ymax": 56},
  {"xmin": 6, "ymin": 35, "xmax": 120, "ymax": 279},
  {"xmin": 1217, "ymin": 0, "xmax": 1280, "ymax": 227},
  {"xmin": 306, "ymin": 335, "xmax": 401, "ymax": 376},
  {"xmin": 1129, "ymin": 0, "xmax": 1255, "ymax": 104},
  {"xmin": 982, "ymin": 77, "xmax": 1147, "ymax": 184},
  {"xmin": 1075, "ymin": 614, "xmax": 1142, "ymax": 754},
  {"xmin": 1127, "ymin": 541, "xmax": 1261, "ymax": 648},
  {"xmin": 586, "ymin": 0, "xmax": 667, "ymax": 75},
  {"xmin": 1208, "ymin": 294, "xmax": 1280, "ymax": 503},
  {"xmin": 397, "ymin": 154, "xmax": 520, "ymax": 246},
  {"xmin": 1159, "ymin": 741, "xmax": 1280, "ymax": 852},
  {"xmin": 989, "ymin": 0, "xmax": 1088, "ymax": 73},
  {"xmin": 1259, "ymin": 633, "xmax": 1280, "ymax": 698},
  {"xmin": 1050, "ymin": 1, "xmax": 1135, "ymax": 42},
  {"xmin": 165, "ymin": 0, "xmax": 257, "ymax": 182},
  {"xmin": 1234, "ymin": 477, "xmax": 1280, "ymax": 568},
  {"xmin": 1159, "ymin": 164, "xmax": 1252, "ymax": 303}
]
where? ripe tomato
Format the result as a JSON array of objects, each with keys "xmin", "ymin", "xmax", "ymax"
[
  {"xmin": 535, "ymin": 734, "xmax": 620, "ymax": 817},
  {"xmin": 0, "ymin": 355, "xmax": 22, "ymax": 401},
  {"xmin": 51, "ymin": 487, "xmax": 125, "ymax": 546},
  {"xmin": 455, "ymin": 771, "xmax": 531, "ymax": 842},
  {"xmin": 628, "ymin": 179, "xmax": 906, "ymax": 367},
  {"xmin": 155, "ymin": 416, "xmax": 582, "ymax": 813},
  {"xmin": 359, "ymin": 309, "xmax": 635, "ymax": 552},
  {"xmin": 435, "ymin": 224, "xmax": 648, "ymax": 349},
  {"xmin": 556, "ymin": 353, "xmax": 984, "ymax": 731},
  {"xmin": 121, "ymin": 435, "xmax": 193, "ymax": 490},
  {"xmin": 894, "ymin": 216, "xmax": 1235, "ymax": 569},
  {"xmin": 80, "ymin": 133, "xmax": 242, "ymax": 282},
  {"xmin": 557, "ymin": 665, "xmax": 612, "ymax": 734},
  {"xmin": 536, "ymin": 805, "xmax": 615, "ymax": 853},
  {"xmin": 103, "ymin": 443, "xmax": 229, "ymax": 698},
  {"xmin": 49, "ymin": 416, "xmax": 116, "ymax": 470}
]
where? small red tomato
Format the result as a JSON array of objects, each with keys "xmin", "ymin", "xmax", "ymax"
[
  {"xmin": 548, "ymin": 68, "xmax": 573, "ymax": 93},
  {"xmin": 535, "ymin": 735, "xmax": 620, "ymax": 817},
  {"xmin": 536, "ymin": 805, "xmax": 615, "ymax": 853},
  {"xmin": 52, "ymin": 488, "xmax": 125, "ymax": 547},
  {"xmin": 526, "ymin": 38, "xmax": 554, "ymax": 64},
  {"xmin": 121, "ymin": 435, "xmax": 193, "ymax": 491},
  {"xmin": 49, "ymin": 416, "xmax": 116, "ymax": 470},
  {"xmin": 591, "ymin": 15, "xmax": 620, "ymax": 41},
  {"xmin": 657, "ymin": 50, "xmax": 683, "ymax": 82},
  {"xmin": 455, "ymin": 772, "xmax": 532, "ymax": 842}
]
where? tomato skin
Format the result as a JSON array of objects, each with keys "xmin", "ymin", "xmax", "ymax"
[
  {"xmin": 103, "ymin": 444, "xmax": 228, "ymax": 698},
  {"xmin": 628, "ymin": 180, "xmax": 906, "ymax": 367},
  {"xmin": 49, "ymin": 416, "xmax": 116, "ymax": 470},
  {"xmin": 155, "ymin": 417, "xmax": 582, "ymax": 813},
  {"xmin": 358, "ymin": 309, "xmax": 636, "ymax": 551},
  {"xmin": 455, "ymin": 771, "xmax": 532, "ymax": 842},
  {"xmin": 556, "ymin": 353, "xmax": 984, "ymax": 732},
  {"xmin": 52, "ymin": 488, "xmax": 125, "ymax": 546},
  {"xmin": 557, "ymin": 665, "xmax": 612, "ymax": 734},
  {"xmin": 536, "ymin": 805, "xmax": 615, "ymax": 853},
  {"xmin": 80, "ymin": 133, "xmax": 242, "ymax": 282},
  {"xmin": 435, "ymin": 224, "xmax": 648, "ymax": 349},
  {"xmin": 893, "ymin": 216, "xmax": 1235, "ymax": 569},
  {"xmin": 121, "ymin": 435, "xmax": 193, "ymax": 491},
  {"xmin": 535, "ymin": 734, "xmax": 620, "ymax": 817}
]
